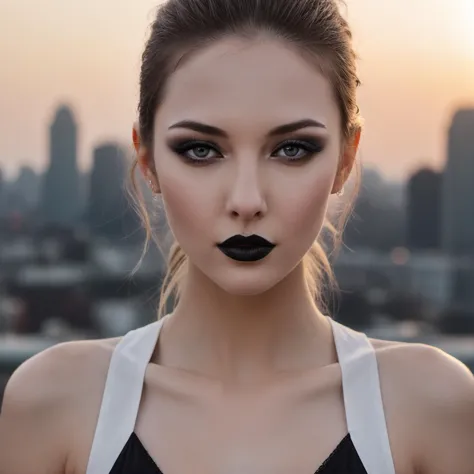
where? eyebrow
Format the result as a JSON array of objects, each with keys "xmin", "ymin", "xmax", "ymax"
[{"xmin": 168, "ymin": 118, "xmax": 327, "ymax": 137}]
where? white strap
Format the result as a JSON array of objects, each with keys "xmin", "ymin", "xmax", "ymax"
[
  {"xmin": 85, "ymin": 317, "xmax": 167, "ymax": 474},
  {"xmin": 328, "ymin": 318, "xmax": 396, "ymax": 474}
]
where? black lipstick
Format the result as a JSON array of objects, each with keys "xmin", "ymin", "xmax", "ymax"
[{"xmin": 217, "ymin": 234, "xmax": 276, "ymax": 262}]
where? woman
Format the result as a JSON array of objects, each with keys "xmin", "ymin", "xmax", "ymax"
[{"xmin": 1, "ymin": 0, "xmax": 473, "ymax": 473}]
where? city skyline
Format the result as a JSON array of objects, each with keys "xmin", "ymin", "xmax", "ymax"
[{"xmin": 1, "ymin": 0, "xmax": 473, "ymax": 179}]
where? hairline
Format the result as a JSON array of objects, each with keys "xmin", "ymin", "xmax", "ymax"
[{"xmin": 144, "ymin": 31, "xmax": 344, "ymax": 147}]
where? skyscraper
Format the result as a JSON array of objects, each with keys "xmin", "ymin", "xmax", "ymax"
[
  {"xmin": 0, "ymin": 167, "xmax": 3, "ymax": 215},
  {"xmin": 441, "ymin": 108, "xmax": 474, "ymax": 311},
  {"xmin": 406, "ymin": 168, "xmax": 441, "ymax": 250},
  {"xmin": 442, "ymin": 108, "xmax": 474, "ymax": 255},
  {"xmin": 89, "ymin": 143, "xmax": 137, "ymax": 238},
  {"xmin": 41, "ymin": 105, "xmax": 80, "ymax": 226},
  {"xmin": 15, "ymin": 166, "xmax": 41, "ymax": 211}
]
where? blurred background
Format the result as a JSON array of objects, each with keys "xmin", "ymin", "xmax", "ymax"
[{"xmin": 1, "ymin": 0, "xmax": 474, "ymax": 399}]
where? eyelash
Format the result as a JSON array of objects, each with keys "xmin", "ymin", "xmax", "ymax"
[
  {"xmin": 272, "ymin": 139, "xmax": 325, "ymax": 161},
  {"xmin": 168, "ymin": 138, "xmax": 325, "ymax": 165},
  {"xmin": 170, "ymin": 140, "xmax": 223, "ymax": 164}
]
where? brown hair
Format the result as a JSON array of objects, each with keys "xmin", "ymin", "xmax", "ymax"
[{"xmin": 129, "ymin": 0, "xmax": 362, "ymax": 318}]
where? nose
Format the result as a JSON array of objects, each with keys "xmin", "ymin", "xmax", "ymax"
[{"xmin": 225, "ymin": 164, "xmax": 267, "ymax": 222}]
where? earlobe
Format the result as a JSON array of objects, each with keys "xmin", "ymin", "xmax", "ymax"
[
  {"xmin": 132, "ymin": 123, "xmax": 161, "ymax": 194},
  {"xmin": 331, "ymin": 171, "xmax": 346, "ymax": 196},
  {"xmin": 331, "ymin": 128, "xmax": 361, "ymax": 195},
  {"xmin": 142, "ymin": 158, "xmax": 161, "ymax": 195},
  {"xmin": 132, "ymin": 123, "xmax": 141, "ymax": 154},
  {"xmin": 331, "ymin": 158, "xmax": 350, "ymax": 196}
]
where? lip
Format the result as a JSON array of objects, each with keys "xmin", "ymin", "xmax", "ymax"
[{"xmin": 217, "ymin": 234, "xmax": 276, "ymax": 262}]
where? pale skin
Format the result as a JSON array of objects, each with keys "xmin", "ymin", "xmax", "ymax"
[{"xmin": 1, "ymin": 36, "xmax": 474, "ymax": 474}]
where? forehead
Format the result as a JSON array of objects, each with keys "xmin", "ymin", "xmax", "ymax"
[{"xmin": 156, "ymin": 37, "xmax": 340, "ymax": 131}]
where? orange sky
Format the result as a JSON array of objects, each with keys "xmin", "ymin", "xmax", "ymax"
[{"xmin": 1, "ymin": 0, "xmax": 473, "ymax": 180}]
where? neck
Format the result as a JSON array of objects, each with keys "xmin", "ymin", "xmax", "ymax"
[{"xmin": 158, "ymin": 262, "xmax": 335, "ymax": 386}]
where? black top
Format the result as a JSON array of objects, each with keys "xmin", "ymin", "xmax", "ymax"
[{"xmin": 109, "ymin": 432, "xmax": 367, "ymax": 474}]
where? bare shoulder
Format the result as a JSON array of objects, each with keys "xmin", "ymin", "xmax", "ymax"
[
  {"xmin": 370, "ymin": 338, "xmax": 474, "ymax": 474},
  {"xmin": 370, "ymin": 338, "xmax": 474, "ymax": 414},
  {"xmin": 0, "ymin": 337, "xmax": 119, "ymax": 474},
  {"xmin": 2, "ymin": 337, "xmax": 119, "ymax": 408}
]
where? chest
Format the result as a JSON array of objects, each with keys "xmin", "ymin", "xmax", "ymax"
[
  {"xmin": 132, "ymin": 369, "xmax": 350, "ymax": 474},
  {"xmin": 71, "ymin": 322, "xmax": 416, "ymax": 474}
]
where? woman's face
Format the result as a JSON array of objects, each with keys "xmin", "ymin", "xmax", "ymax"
[{"xmin": 139, "ymin": 37, "xmax": 358, "ymax": 295}]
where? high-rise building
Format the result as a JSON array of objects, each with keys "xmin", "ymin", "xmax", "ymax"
[
  {"xmin": 41, "ymin": 105, "xmax": 80, "ymax": 226},
  {"xmin": 15, "ymin": 166, "xmax": 41, "ymax": 211},
  {"xmin": 406, "ymin": 168, "xmax": 441, "ymax": 250},
  {"xmin": 442, "ymin": 108, "xmax": 474, "ymax": 255},
  {"xmin": 441, "ymin": 108, "xmax": 474, "ymax": 312},
  {"xmin": 89, "ymin": 143, "xmax": 137, "ymax": 238},
  {"xmin": 344, "ymin": 167, "xmax": 405, "ymax": 251},
  {"xmin": 0, "ymin": 167, "xmax": 4, "ymax": 215}
]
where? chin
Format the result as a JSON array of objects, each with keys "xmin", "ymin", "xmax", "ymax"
[{"xmin": 210, "ymin": 266, "xmax": 285, "ymax": 296}]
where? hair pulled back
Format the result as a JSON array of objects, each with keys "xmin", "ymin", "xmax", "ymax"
[{"xmin": 129, "ymin": 0, "xmax": 362, "ymax": 318}]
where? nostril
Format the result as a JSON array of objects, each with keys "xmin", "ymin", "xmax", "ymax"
[{"xmin": 230, "ymin": 210, "xmax": 262, "ymax": 218}]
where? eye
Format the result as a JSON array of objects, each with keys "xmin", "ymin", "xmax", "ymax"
[
  {"xmin": 272, "ymin": 139, "xmax": 324, "ymax": 162},
  {"xmin": 187, "ymin": 144, "xmax": 219, "ymax": 160},
  {"xmin": 169, "ymin": 140, "xmax": 223, "ymax": 164},
  {"xmin": 277, "ymin": 145, "xmax": 306, "ymax": 159}
]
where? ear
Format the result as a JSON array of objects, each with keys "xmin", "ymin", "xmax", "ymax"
[
  {"xmin": 331, "ymin": 127, "xmax": 361, "ymax": 195},
  {"xmin": 132, "ymin": 122, "xmax": 161, "ymax": 194}
]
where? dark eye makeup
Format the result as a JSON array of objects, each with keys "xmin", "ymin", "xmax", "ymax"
[
  {"xmin": 168, "ymin": 139, "xmax": 223, "ymax": 164},
  {"xmin": 166, "ymin": 135, "xmax": 326, "ymax": 165},
  {"xmin": 272, "ymin": 138, "xmax": 325, "ymax": 161}
]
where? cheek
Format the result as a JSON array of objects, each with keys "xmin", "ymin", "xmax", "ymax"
[
  {"xmin": 156, "ymin": 160, "xmax": 216, "ymax": 239},
  {"xmin": 283, "ymin": 185, "xmax": 330, "ymax": 237},
  {"xmin": 278, "ymin": 162, "xmax": 336, "ymax": 235}
]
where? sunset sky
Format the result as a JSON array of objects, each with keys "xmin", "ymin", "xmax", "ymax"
[{"xmin": 1, "ymin": 0, "xmax": 473, "ymax": 180}]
